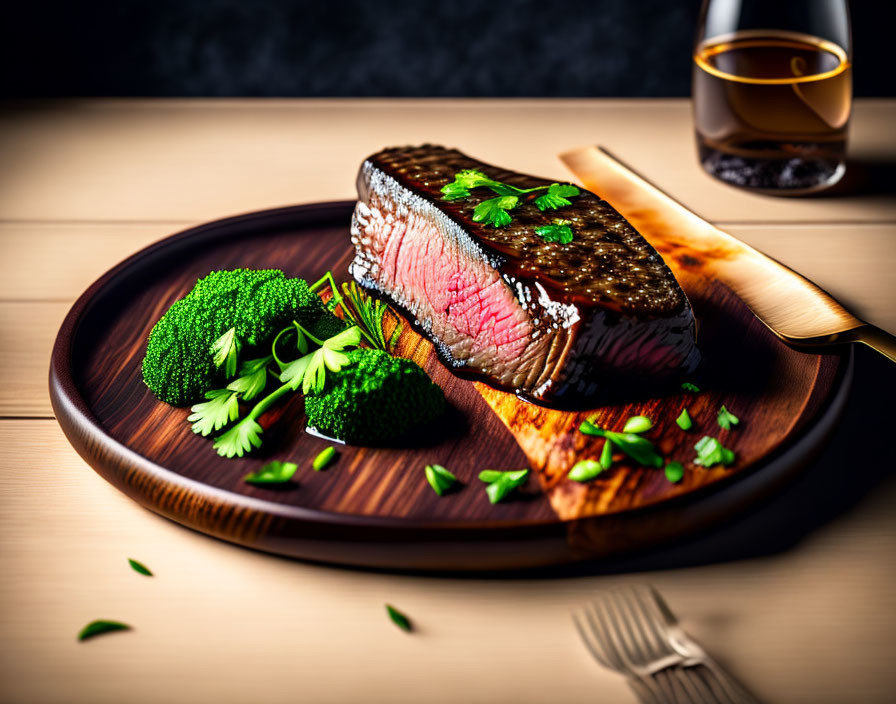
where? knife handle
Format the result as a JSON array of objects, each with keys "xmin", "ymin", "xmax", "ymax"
[{"xmin": 853, "ymin": 325, "xmax": 896, "ymax": 363}]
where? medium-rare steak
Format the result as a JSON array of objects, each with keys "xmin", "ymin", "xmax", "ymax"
[{"xmin": 349, "ymin": 145, "xmax": 699, "ymax": 403}]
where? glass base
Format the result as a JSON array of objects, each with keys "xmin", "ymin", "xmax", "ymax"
[{"xmin": 698, "ymin": 144, "xmax": 846, "ymax": 196}]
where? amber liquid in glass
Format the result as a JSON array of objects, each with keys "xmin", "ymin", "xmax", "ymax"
[{"xmin": 693, "ymin": 30, "xmax": 851, "ymax": 193}]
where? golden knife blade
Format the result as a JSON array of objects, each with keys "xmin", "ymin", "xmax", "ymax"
[{"xmin": 560, "ymin": 145, "xmax": 896, "ymax": 363}]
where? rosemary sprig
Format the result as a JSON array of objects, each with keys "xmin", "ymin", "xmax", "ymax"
[{"xmin": 339, "ymin": 281, "xmax": 401, "ymax": 352}]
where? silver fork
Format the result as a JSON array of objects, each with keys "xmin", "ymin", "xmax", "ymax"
[{"xmin": 573, "ymin": 585, "xmax": 760, "ymax": 704}]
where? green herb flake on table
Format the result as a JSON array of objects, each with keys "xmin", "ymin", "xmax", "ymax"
[
  {"xmin": 425, "ymin": 464, "xmax": 458, "ymax": 496},
  {"xmin": 244, "ymin": 460, "xmax": 298, "ymax": 485}
]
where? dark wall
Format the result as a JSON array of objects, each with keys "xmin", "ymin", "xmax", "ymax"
[{"xmin": 0, "ymin": 0, "xmax": 889, "ymax": 97}]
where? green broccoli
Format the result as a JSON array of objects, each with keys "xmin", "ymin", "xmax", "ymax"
[
  {"xmin": 305, "ymin": 348, "xmax": 445, "ymax": 444},
  {"xmin": 142, "ymin": 269, "xmax": 344, "ymax": 406}
]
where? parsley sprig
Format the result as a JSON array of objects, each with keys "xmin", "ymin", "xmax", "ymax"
[
  {"xmin": 188, "ymin": 389, "xmax": 240, "ymax": 437},
  {"xmin": 441, "ymin": 169, "xmax": 581, "ymax": 229},
  {"xmin": 535, "ymin": 219, "xmax": 574, "ymax": 244},
  {"xmin": 211, "ymin": 327, "xmax": 240, "ymax": 378},
  {"xmin": 207, "ymin": 321, "xmax": 362, "ymax": 459}
]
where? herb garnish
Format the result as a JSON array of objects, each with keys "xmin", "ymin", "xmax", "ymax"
[
  {"xmin": 676, "ymin": 408, "xmax": 693, "ymax": 431},
  {"xmin": 681, "ymin": 382, "xmax": 700, "ymax": 393},
  {"xmin": 244, "ymin": 460, "xmax": 298, "ymax": 485},
  {"xmin": 474, "ymin": 195, "xmax": 518, "ymax": 228},
  {"xmin": 226, "ymin": 356, "xmax": 273, "ymax": 402},
  {"xmin": 579, "ymin": 420, "xmax": 663, "ymax": 468},
  {"xmin": 599, "ymin": 438, "xmax": 614, "ymax": 469},
  {"xmin": 279, "ymin": 325, "xmax": 363, "ymax": 395},
  {"xmin": 535, "ymin": 219, "xmax": 574, "ymax": 244},
  {"xmin": 77, "ymin": 620, "xmax": 131, "ymax": 641},
  {"xmin": 338, "ymin": 281, "xmax": 401, "ymax": 352},
  {"xmin": 717, "ymin": 405, "xmax": 740, "ymax": 430},
  {"xmin": 664, "ymin": 461, "xmax": 685, "ymax": 483},
  {"xmin": 478, "ymin": 469, "xmax": 529, "ymax": 504},
  {"xmin": 425, "ymin": 464, "xmax": 457, "ymax": 496},
  {"xmin": 441, "ymin": 169, "xmax": 580, "ymax": 228},
  {"xmin": 568, "ymin": 459, "xmax": 604, "ymax": 483},
  {"xmin": 693, "ymin": 436, "xmax": 735, "ymax": 467},
  {"xmin": 622, "ymin": 415, "xmax": 653, "ymax": 434},
  {"xmin": 188, "ymin": 389, "xmax": 240, "ymax": 437},
  {"xmin": 127, "ymin": 558, "xmax": 152, "ymax": 576},
  {"xmin": 214, "ymin": 324, "xmax": 364, "ymax": 457},
  {"xmin": 211, "ymin": 327, "xmax": 240, "ymax": 378},
  {"xmin": 386, "ymin": 604, "xmax": 412, "ymax": 632},
  {"xmin": 313, "ymin": 447, "xmax": 336, "ymax": 471}
]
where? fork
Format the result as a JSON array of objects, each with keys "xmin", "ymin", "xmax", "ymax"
[{"xmin": 573, "ymin": 585, "xmax": 760, "ymax": 703}]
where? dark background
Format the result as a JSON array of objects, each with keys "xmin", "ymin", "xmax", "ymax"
[{"xmin": 0, "ymin": 0, "xmax": 890, "ymax": 98}]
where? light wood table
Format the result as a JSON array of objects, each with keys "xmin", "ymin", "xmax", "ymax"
[{"xmin": 1, "ymin": 99, "xmax": 894, "ymax": 704}]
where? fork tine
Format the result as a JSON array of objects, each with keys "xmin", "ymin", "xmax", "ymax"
[
  {"xmin": 593, "ymin": 597, "xmax": 671, "ymax": 702},
  {"xmin": 578, "ymin": 602, "xmax": 667, "ymax": 704},
  {"xmin": 572, "ymin": 610, "xmax": 612, "ymax": 670},
  {"xmin": 604, "ymin": 591, "xmax": 644, "ymax": 669},
  {"xmin": 590, "ymin": 598, "xmax": 633, "ymax": 672},
  {"xmin": 603, "ymin": 592, "xmax": 679, "ymax": 704},
  {"xmin": 622, "ymin": 586, "xmax": 674, "ymax": 661},
  {"xmin": 648, "ymin": 584, "xmax": 681, "ymax": 626}
]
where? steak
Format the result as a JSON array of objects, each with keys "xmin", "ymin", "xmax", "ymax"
[{"xmin": 349, "ymin": 145, "xmax": 699, "ymax": 404}]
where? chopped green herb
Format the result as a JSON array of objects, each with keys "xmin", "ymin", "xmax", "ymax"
[
  {"xmin": 424, "ymin": 464, "xmax": 457, "ymax": 496},
  {"xmin": 127, "ymin": 558, "xmax": 152, "ymax": 576},
  {"xmin": 664, "ymin": 461, "xmax": 685, "ymax": 483},
  {"xmin": 211, "ymin": 327, "xmax": 240, "ymax": 378},
  {"xmin": 681, "ymin": 382, "xmax": 700, "ymax": 393},
  {"xmin": 243, "ymin": 460, "xmax": 298, "ymax": 485},
  {"xmin": 599, "ymin": 438, "xmax": 614, "ymax": 469},
  {"xmin": 478, "ymin": 469, "xmax": 529, "ymax": 504},
  {"xmin": 717, "ymin": 405, "xmax": 740, "ymax": 430},
  {"xmin": 568, "ymin": 459, "xmax": 604, "ymax": 483},
  {"xmin": 312, "ymin": 447, "xmax": 337, "ymax": 471},
  {"xmin": 440, "ymin": 170, "xmax": 580, "ymax": 228},
  {"xmin": 676, "ymin": 408, "xmax": 693, "ymax": 431},
  {"xmin": 477, "ymin": 469, "xmax": 504, "ymax": 484},
  {"xmin": 622, "ymin": 415, "xmax": 653, "ymax": 434},
  {"xmin": 77, "ymin": 620, "xmax": 131, "ymax": 641},
  {"xmin": 535, "ymin": 219, "xmax": 574, "ymax": 244},
  {"xmin": 473, "ymin": 195, "xmax": 518, "ymax": 228},
  {"xmin": 579, "ymin": 421, "xmax": 663, "ymax": 468},
  {"xmin": 188, "ymin": 389, "xmax": 240, "ymax": 437},
  {"xmin": 226, "ymin": 356, "xmax": 273, "ymax": 402},
  {"xmin": 386, "ymin": 604, "xmax": 412, "ymax": 632},
  {"xmin": 694, "ymin": 436, "xmax": 736, "ymax": 467}
]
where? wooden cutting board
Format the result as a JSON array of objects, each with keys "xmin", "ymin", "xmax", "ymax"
[{"xmin": 49, "ymin": 201, "xmax": 849, "ymax": 571}]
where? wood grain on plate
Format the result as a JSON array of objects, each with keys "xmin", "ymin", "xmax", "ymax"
[{"xmin": 49, "ymin": 201, "xmax": 847, "ymax": 570}]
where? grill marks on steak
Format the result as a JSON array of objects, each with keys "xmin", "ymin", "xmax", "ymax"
[{"xmin": 350, "ymin": 145, "xmax": 699, "ymax": 402}]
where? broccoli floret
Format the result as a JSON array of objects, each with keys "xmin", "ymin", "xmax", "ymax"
[
  {"xmin": 305, "ymin": 348, "xmax": 445, "ymax": 444},
  {"xmin": 143, "ymin": 269, "xmax": 344, "ymax": 406}
]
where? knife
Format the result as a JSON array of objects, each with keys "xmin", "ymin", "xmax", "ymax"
[{"xmin": 560, "ymin": 145, "xmax": 896, "ymax": 363}]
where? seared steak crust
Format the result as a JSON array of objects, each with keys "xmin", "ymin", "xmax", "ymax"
[{"xmin": 350, "ymin": 145, "xmax": 699, "ymax": 403}]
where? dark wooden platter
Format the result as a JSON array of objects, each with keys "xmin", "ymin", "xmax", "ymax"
[{"xmin": 50, "ymin": 201, "xmax": 850, "ymax": 571}]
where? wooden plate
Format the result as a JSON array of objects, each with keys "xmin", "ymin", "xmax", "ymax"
[{"xmin": 49, "ymin": 201, "xmax": 850, "ymax": 571}]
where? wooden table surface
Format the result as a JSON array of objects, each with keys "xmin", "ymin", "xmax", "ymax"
[{"xmin": 1, "ymin": 99, "xmax": 894, "ymax": 704}]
